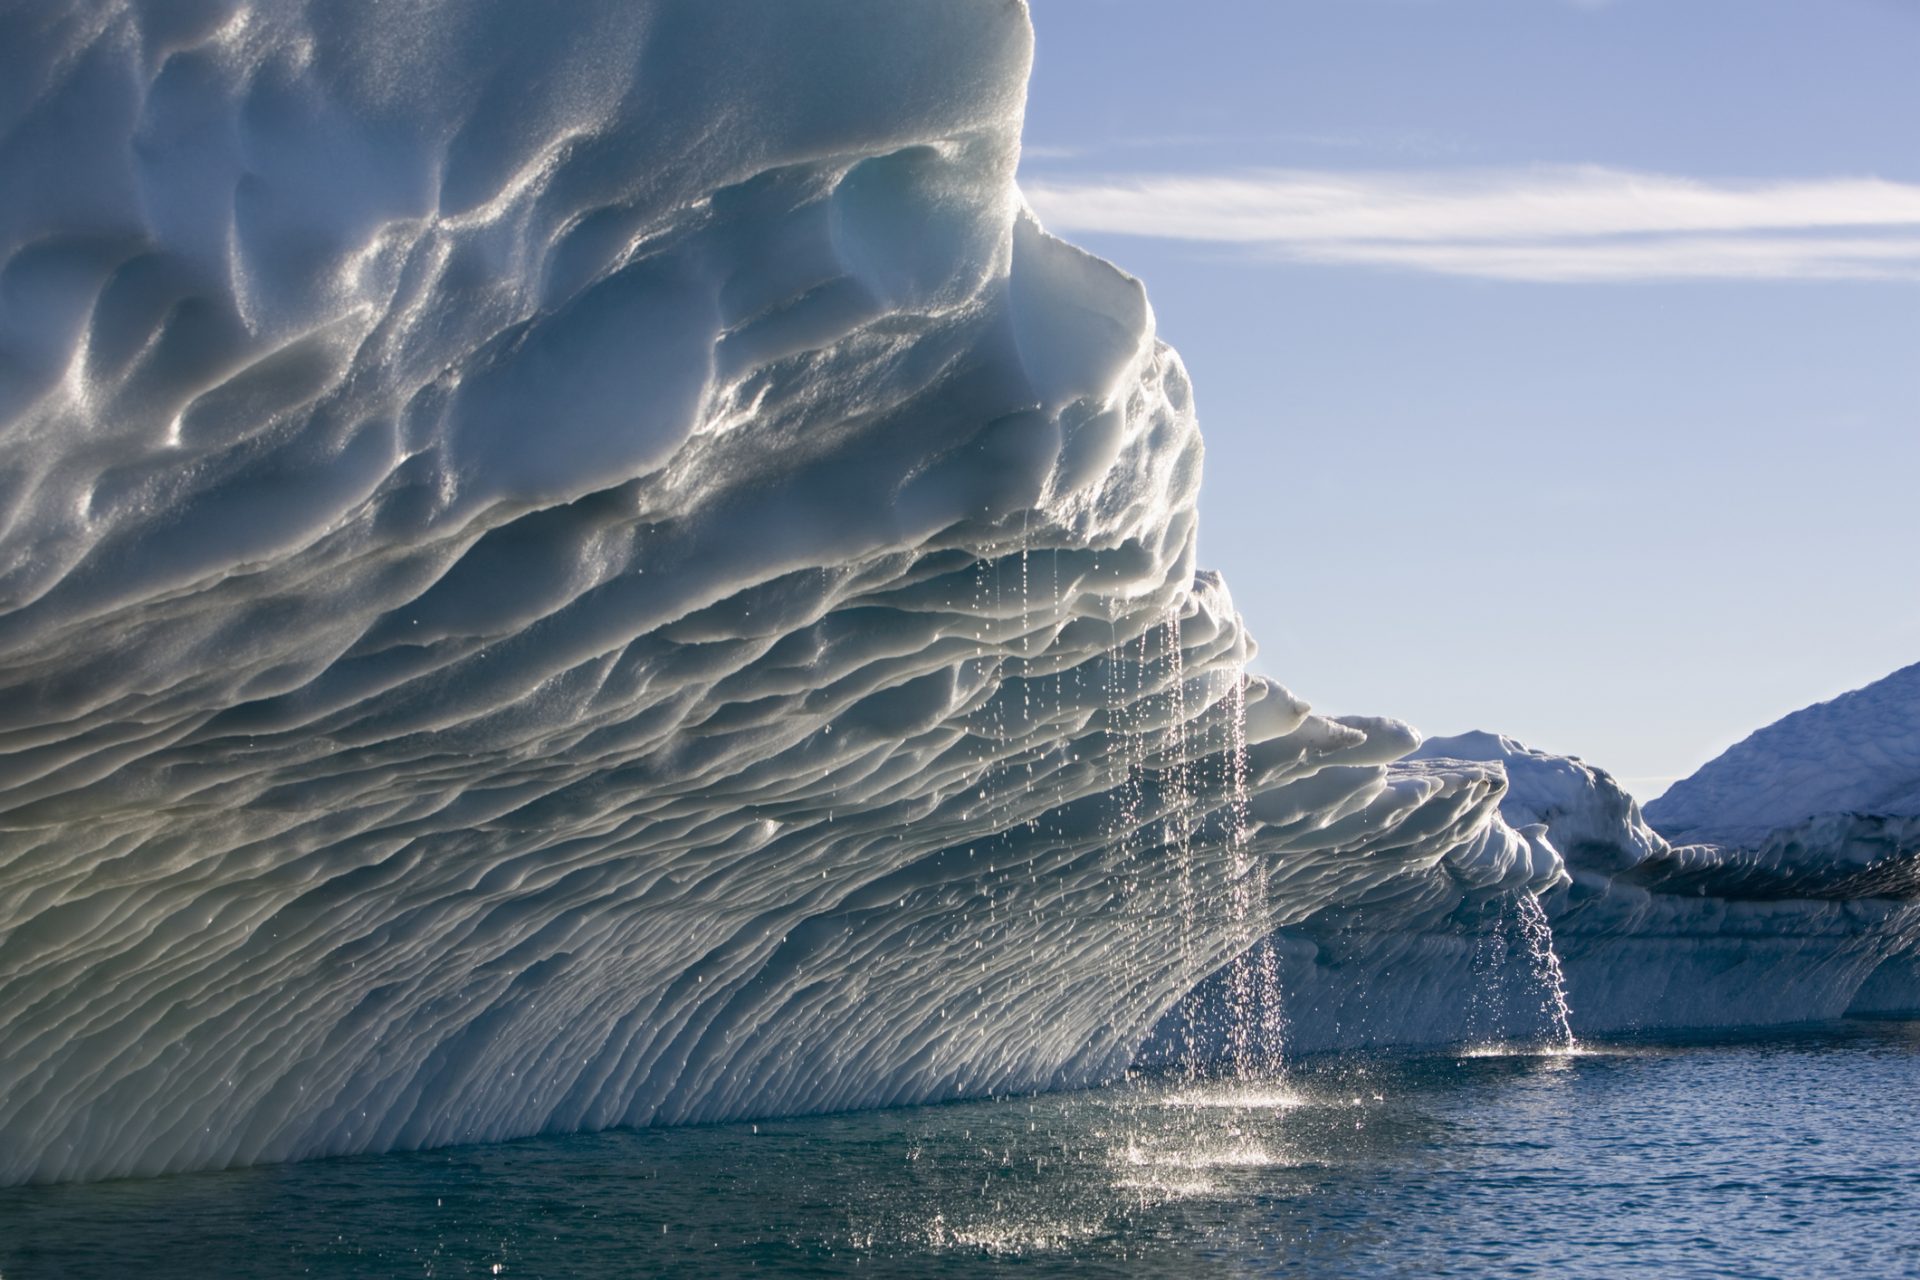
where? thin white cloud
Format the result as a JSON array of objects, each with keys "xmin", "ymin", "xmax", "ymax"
[
  {"xmin": 1020, "ymin": 166, "xmax": 1920, "ymax": 282},
  {"xmin": 1294, "ymin": 234, "xmax": 1920, "ymax": 283}
]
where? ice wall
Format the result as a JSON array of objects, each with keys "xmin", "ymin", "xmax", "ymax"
[{"xmin": 0, "ymin": 0, "xmax": 1549, "ymax": 1184}]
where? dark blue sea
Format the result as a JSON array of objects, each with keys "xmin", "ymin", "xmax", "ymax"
[{"xmin": 4, "ymin": 1020, "xmax": 1916, "ymax": 1279}]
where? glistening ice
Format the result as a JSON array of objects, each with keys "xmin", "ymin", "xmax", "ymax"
[
  {"xmin": 0, "ymin": 0, "xmax": 1549, "ymax": 1184},
  {"xmin": 9, "ymin": 0, "xmax": 1912, "ymax": 1189}
]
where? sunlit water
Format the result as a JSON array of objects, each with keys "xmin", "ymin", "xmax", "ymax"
[{"xmin": 4, "ymin": 1021, "xmax": 1917, "ymax": 1278}]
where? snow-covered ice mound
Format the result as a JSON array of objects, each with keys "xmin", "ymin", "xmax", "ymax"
[
  {"xmin": 1647, "ymin": 661, "xmax": 1920, "ymax": 879},
  {"xmin": 0, "ymin": 1, "xmax": 1548, "ymax": 1184}
]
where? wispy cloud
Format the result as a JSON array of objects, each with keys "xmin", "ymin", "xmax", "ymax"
[
  {"xmin": 1020, "ymin": 128, "xmax": 1469, "ymax": 167},
  {"xmin": 1021, "ymin": 166, "xmax": 1920, "ymax": 282},
  {"xmin": 1018, "ymin": 143, "xmax": 1085, "ymax": 161}
]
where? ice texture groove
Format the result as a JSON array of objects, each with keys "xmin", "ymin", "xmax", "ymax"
[{"xmin": 0, "ymin": 0, "xmax": 1555, "ymax": 1184}]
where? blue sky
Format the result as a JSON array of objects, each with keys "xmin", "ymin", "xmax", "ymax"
[{"xmin": 1019, "ymin": 0, "xmax": 1920, "ymax": 797}]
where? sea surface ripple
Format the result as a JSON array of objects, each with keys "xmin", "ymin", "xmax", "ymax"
[{"xmin": 4, "ymin": 1020, "xmax": 1916, "ymax": 1278}]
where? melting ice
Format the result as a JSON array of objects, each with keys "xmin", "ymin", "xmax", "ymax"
[{"xmin": 0, "ymin": 0, "xmax": 1912, "ymax": 1189}]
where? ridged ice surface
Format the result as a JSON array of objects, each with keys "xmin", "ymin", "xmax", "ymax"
[{"xmin": 0, "ymin": 1, "xmax": 1556, "ymax": 1184}]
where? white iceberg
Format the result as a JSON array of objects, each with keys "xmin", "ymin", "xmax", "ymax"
[
  {"xmin": 0, "ymin": 0, "xmax": 1549, "ymax": 1184},
  {"xmin": 6, "ymin": 0, "xmax": 1905, "ymax": 1189},
  {"xmin": 1647, "ymin": 661, "xmax": 1920, "ymax": 880},
  {"xmin": 1221, "ymin": 712, "xmax": 1920, "ymax": 1055}
]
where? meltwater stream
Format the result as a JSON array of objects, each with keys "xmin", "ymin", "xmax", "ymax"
[{"xmin": 5, "ymin": 1020, "xmax": 1916, "ymax": 1279}]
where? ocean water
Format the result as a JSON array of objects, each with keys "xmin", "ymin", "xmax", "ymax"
[{"xmin": 3, "ymin": 1020, "xmax": 1916, "ymax": 1279}]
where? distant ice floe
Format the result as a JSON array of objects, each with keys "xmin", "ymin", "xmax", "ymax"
[{"xmin": 0, "ymin": 0, "xmax": 1548, "ymax": 1184}]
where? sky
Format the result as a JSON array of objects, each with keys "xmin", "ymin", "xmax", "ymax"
[{"xmin": 1018, "ymin": 0, "xmax": 1920, "ymax": 799}]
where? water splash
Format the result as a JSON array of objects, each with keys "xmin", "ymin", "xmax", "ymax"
[
  {"xmin": 1160, "ymin": 1081, "xmax": 1305, "ymax": 1111},
  {"xmin": 1463, "ymin": 904, "xmax": 1516, "ymax": 1049},
  {"xmin": 1161, "ymin": 604, "xmax": 1197, "ymax": 1075},
  {"xmin": 1105, "ymin": 602, "xmax": 1142, "ymax": 1009},
  {"xmin": 1516, "ymin": 892, "xmax": 1578, "ymax": 1053},
  {"xmin": 1221, "ymin": 669, "xmax": 1285, "ymax": 1079}
]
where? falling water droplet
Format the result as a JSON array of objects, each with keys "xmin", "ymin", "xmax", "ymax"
[{"xmin": 1516, "ymin": 891, "xmax": 1578, "ymax": 1053}]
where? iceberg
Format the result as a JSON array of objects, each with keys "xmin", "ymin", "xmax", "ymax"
[
  {"xmin": 1646, "ymin": 660, "xmax": 1920, "ymax": 865},
  {"xmin": 6, "ymin": 0, "xmax": 1907, "ymax": 1189},
  {"xmin": 1212, "ymin": 699, "xmax": 1920, "ymax": 1055},
  {"xmin": 0, "ymin": 0, "xmax": 1550, "ymax": 1184}
]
